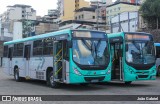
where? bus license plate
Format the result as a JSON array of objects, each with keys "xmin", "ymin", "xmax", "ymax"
[{"xmin": 91, "ymin": 79, "xmax": 98, "ymax": 82}]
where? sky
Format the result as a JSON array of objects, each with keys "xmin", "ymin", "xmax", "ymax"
[{"xmin": 0, "ymin": 0, "xmax": 116, "ymax": 16}]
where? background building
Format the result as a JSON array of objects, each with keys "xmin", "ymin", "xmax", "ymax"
[
  {"xmin": 4, "ymin": 4, "xmax": 36, "ymax": 21},
  {"xmin": 111, "ymin": 11, "xmax": 138, "ymax": 33},
  {"xmin": 57, "ymin": 0, "xmax": 90, "ymax": 22},
  {"xmin": 111, "ymin": 11, "xmax": 146, "ymax": 33},
  {"xmin": 59, "ymin": 20, "xmax": 106, "ymax": 31},
  {"xmin": 106, "ymin": 2, "xmax": 140, "ymax": 27},
  {"xmin": 0, "ymin": 4, "xmax": 36, "ymax": 41},
  {"xmin": 75, "ymin": 7, "xmax": 96, "ymax": 22},
  {"xmin": 48, "ymin": 9, "xmax": 58, "ymax": 16}
]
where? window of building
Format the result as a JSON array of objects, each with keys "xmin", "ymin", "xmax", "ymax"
[
  {"xmin": 75, "ymin": 16, "xmax": 77, "ymax": 20},
  {"xmin": 82, "ymin": 14, "xmax": 84, "ymax": 19},
  {"xmin": 107, "ymin": 11, "xmax": 109, "ymax": 14},
  {"xmin": 79, "ymin": 15, "xmax": 81, "ymax": 19},
  {"xmin": 3, "ymin": 46, "xmax": 8, "ymax": 57},
  {"xmin": 13, "ymin": 43, "xmax": 24, "ymax": 57},
  {"xmin": 33, "ymin": 40, "xmax": 43, "ymax": 56},
  {"xmin": 75, "ymin": 0, "xmax": 79, "ymax": 2},
  {"xmin": 118, "ymin": 7, "xmax": 121, "ymax": 10},
  {"xmin": 93, "ymin": 16, "xmax": 95, "ymax": 19},
  {"xmin": 22, "ymin": 15, "xmax": 25, "ymax": 17},
  {"xmin": 43, "ymin": 38, "xmax": 53, "ymax": 55}
]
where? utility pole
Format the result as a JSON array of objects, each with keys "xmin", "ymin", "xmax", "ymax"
[
  {"xmin": 25, "ymin": 12, "xmax": 32, "ymax": 37},
  {"xmin": 135, "ymin": 0, "xmax": 138, "ymax": 32},
  {"xmin": 96, "ymin": 0, "xmax": 99, "ymax": 30}
]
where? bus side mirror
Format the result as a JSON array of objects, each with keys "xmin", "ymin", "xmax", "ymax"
[
  {"xmin": 125, "ymin": 44, "xmax": 128, "ymax": 51},
  {"xmin": 68, "ymin": 41, "xmax": 72, "ymax": 48}
]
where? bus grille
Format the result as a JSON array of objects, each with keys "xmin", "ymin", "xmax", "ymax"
[{"xmin": 138, "ymin": 75, "xmax": 148, "ymax": 78}]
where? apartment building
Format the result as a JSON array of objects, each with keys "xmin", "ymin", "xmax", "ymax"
[
  {"xmin": 57, "ymin": 0, "xmax": 90, "ymax": 22},
  {"xmin": 106, "ymin": 2, "xmax": 140, "ymax": 26}
]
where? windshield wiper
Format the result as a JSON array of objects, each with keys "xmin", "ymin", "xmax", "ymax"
[{"xmin": 95, "ymin": 39, "xmax": 101, "ymax": 56}]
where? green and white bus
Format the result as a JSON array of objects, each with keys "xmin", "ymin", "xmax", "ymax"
[
  {"xmin": 107, "ymin": 32, "xmax": 156, "ymax": 84},
  {"xmin": 2, "ymin": 29, "xmax": 111, "ymax": 88}
]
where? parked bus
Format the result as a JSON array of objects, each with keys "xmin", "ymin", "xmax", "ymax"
[
  {"xmin": 107, "ymin": 32, "xmax": 156, "ymax": 84},
  {"xmin": 2, "ymin": 29, "xmax": 111, "ymax": 88},
  {"xmin": 154, "ymin": 43, "xmax": 160, "ymax": 76}
]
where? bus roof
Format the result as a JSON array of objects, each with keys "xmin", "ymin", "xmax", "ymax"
[
  {"xmin": 4, "ymin": 29, "xmax": 106, "ymax": 45},
  {"xmin": 4, "ymin": 29, "xmax": 71, "ymax": 45},
  {"xmin": 107, "ymin": 32, "xmax": 152, "ymax": 38}
]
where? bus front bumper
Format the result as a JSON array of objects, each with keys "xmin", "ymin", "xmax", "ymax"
[
  {"xmin": 68, "ymin": 73, "xmax": 111, "ymax": 84},
  {"xmin": 124, "ymin": 73, "xmax": 156, "ymax": 81}
]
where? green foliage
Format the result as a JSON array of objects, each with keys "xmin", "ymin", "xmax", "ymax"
[{"xmin": 140, "ymin": 0, "xmax": 160, "ymax": 29}]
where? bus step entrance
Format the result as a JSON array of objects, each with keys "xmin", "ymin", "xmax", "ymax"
[{"xmin": 112, "ymin": 68, "xmax": 120, "ymax": 80}]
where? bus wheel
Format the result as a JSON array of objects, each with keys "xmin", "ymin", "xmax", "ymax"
[
  {"xmin": 14, "ymin": 69, "xmax": 22, "ymax": 82},
  {"xmin": 125, "ymin": 81, "xmax": 132, "ymax": 85},
  {"xmin": 48, "ymin": 71, "xmax": 59, "ymax": 88}
]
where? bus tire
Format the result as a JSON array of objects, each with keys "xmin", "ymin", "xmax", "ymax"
[
  {"xmin": 48, "ymin": 71, "xmax": 59, "ymax": 88},
  {"xmin": 14, "ymin": 68, "xmax": 22, "ymax": 82},
  {"xmin": 125, "ymin": 81, "xmax": 132, "ymax": 85}
]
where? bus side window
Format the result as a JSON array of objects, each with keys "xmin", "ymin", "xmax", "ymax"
[
  {"xmin": 8, "ymin": 48, "xmax": 13, "ymax": 60},
  {"xmin": 156, "ymin": 46, "xmax": 160, "ymax": 58},
  {"xmin": 3, "ymin": 46, "xmax": 8, "ymax": 57}
]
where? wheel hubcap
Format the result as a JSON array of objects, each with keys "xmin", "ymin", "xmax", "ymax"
[
  {"xmin": 15, "ymin": 72, "xmax": 18, "ymax": 80},
  {"xmin": 50, "ymin": 75, "xmax": 54, "ymax": 85}
]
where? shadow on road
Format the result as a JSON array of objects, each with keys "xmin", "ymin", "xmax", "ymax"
[
  {"xmin": 8, "ymin": 78, "xmax": 105, "ymax": 91},
  {"xmin": 97, "ymin": 82, "xmax": 153, "ymax": 88}
]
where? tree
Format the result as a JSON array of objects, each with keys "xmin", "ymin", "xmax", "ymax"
[{"xmin": 140, "ymin": 0, "xmax": 160, "ymax": 29}]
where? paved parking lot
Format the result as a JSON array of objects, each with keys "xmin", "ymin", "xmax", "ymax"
[{"xmin": 0, "ymin": 67, "xmax": 159, "ymax": 104}]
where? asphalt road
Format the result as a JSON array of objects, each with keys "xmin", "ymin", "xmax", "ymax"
[{"xmin": 0, "ymin": 67, "xmax": 160, "ymax": 104}]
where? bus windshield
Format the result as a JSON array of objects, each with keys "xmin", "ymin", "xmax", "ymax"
[
  {"xmin": 125, "ymin": 34, "xmax": 155, "ymax": 64},
  {"xmin": 72, "ymin": 39, "xmax": 109, "ymax": 66}
]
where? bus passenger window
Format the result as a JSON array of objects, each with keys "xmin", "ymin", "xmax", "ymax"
[
  {"xmin": 3, "ymin": 46, "xmax": 8, "ymax": 57},
  {"xmin": 13, "ymin": 43, "xmax": 24, "ymax": 57},
  {"xmin": 43, "ymin": 38, "xmax": 53, "ymax": 55},
  {"xmin": 33, "ymin": 40, "xmax": 43, "ymax": 56}
]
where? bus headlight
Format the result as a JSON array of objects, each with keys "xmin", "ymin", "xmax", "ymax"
[
  {"xmin": 152, "ymin": 70, "xmax": 155, "ymax": 74},
  {"xmin": 129, "ymin": 69, "xmax": 134, "ymax": 74},
  {"xmin": 107, "ymin": 69, "xmax": 111, "ymax": 74},
  {"xmin": 73, "ymin": 68, "xmax": 82, "ymax": 76}
]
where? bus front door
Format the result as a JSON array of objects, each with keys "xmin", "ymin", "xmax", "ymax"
[
  {"xmin": 111, "ymin": 43, "xmax": 123, "ymax": 81},
  {"xmin": 8, "ymin": 47, "xmax": 13, "ymax": 75},
  {"xmin": 53, "ymin": 40, "xmax": 68, "ymax": 82},
  {"xmin": 24, "ymin": 45, "xmax": 31, "ymax": 78}
]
